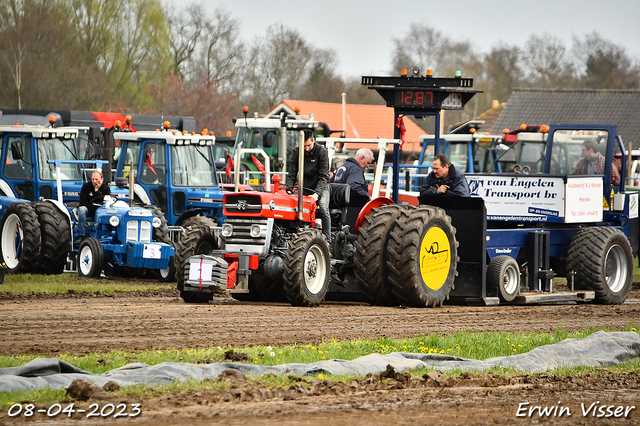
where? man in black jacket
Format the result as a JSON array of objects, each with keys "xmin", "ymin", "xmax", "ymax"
[
  {"xmin": 333, "ymin": 148, "xmax": 373, "ymax": 207},
  {"xmin": 285, "ymin": 129, "xmax": 331, "ymax": 240},
  {"xmin": 78, "ymin": 170, "xmax": 111, "ymax": 226},
  {"xmin": 420, "ymin": 154, "xmax": 470, "ymax": 198}
]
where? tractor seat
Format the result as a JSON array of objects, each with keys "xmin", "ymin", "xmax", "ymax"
[{"xmin": 329, "ymin": 183, "xmax": 351, "ymax": 226}]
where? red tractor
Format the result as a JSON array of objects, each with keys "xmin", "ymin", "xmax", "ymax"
[{"xmin": 173, "ymin": 137, "xmax": 460, "ymax": 307}]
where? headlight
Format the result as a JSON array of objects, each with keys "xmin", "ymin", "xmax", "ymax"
[
  {"xmin": 250, "ymin": 224, "xmax": 261, "ymax": 238},
  {"xmin": 221, "ymin": 223, "xmax": 233, "ymax": 237},
  {"xmin": 152, "ymin": 217, "xmax": 162, "ymax": 228},
  {"xmin": 109, "ymin": 216, "xmax": 119, "ymax": 227}
]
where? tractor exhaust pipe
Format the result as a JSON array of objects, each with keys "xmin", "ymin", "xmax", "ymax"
[{"xmin": 298, "ymin": 131, "xmax": 304, "ymax": 220}]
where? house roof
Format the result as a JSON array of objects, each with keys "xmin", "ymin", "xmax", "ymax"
[
  {"xmin": 268, "ymin": 100, "xmax": 426, "ymax": 152},
  {"xmin": 492, "ymin": 88, "xmax": 640, "ymax": 148}
]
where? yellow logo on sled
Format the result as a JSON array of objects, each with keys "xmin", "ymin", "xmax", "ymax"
[{"xmin": 419, "ymin": 227, "xmax": 450, "ymax": 290}]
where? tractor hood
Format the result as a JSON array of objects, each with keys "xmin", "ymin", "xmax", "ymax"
[{"xmin": 223, "ymin": 191, "xmax": 316, "ymax": 223}]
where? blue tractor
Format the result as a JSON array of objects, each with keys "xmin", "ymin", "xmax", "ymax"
[{"xmin": 0, "ymin": 124, "xmax": 174, "ymax": 278}]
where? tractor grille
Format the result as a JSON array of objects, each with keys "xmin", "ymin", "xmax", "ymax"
[
  {"xmin": 126, "ymin": 220, "xmax": 152, "ymax": 243},
  {"xmin": 225, "ymin": 194, "xmax": 262, "ymax": 214},
  {"xmin": 223, "ymin": 217, "xmax": 272, "ymax": 255}
]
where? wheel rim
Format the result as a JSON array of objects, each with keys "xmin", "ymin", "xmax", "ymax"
[
  {"xmin": 304, "ymin": 244, "xmax": 327, "ymax": 295},
  {"xmin": 604, "ymin": 244, "xmax": 627, "ymax": 293},
  {"xmin": 503, "ymin": 264, "xmax": 519, "ymax": 296},
  {"xmin": 79, "ymin": 244, "xmax": 94, "ymax": 276},
  {"xmin": 1, "ymin": 213, "xmax": 22, "ymax": 269}
]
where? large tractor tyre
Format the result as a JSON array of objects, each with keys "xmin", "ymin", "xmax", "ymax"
[
  {"xmin": 175, "ymin": 226, "xmax": 218, "ymax": 303},
  {"xmin": 253, "ymin": 274, "xmax": 287, "ymax": 303},
  {"xmin": 486, "ymin": 255, "xmax": 520, "ymax": 303},
  {"xmin": 566, "ymin": 227, "xmax": 633, "ymax": 304},
  {"xmin": 354, "ymin": 204, "xmax": 409, "ymax": 306},
  {"xmin": 34, "ymin": 202, "xmax": 70, "ymax": 275},
  {"xmin": 387, "ymin": 206, "xmax": 459, "ymax": 307},
  {"xmin": 0, "ymin": 202, "xmax": 41, "ymax": 274},
  {"xmin": 182, "ymin": 215, "xmax": 216, "ymax": 230},
  {"xmin": 77, "ymin": 237, "xmax": 104, "ymax": 278},
  {"xmin": 283, "ymin": 229, "xmax": 331, "ymax": 307},
  {"xmin": 143, "ymin": 204, "xmax": 170, "ymax": 243}
]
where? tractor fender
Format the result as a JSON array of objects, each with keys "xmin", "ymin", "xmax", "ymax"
[
  {"xmin": 175, "ymin": 208, "xmax": 210, "ymax": 227},
  {"xmin": 0, "ymin": 180, "xmax": 15, "ymax": 198},
  {"xmin": 353, "ymin": 196, "xmax": 394, "ymax": 234},
  {"xmin": 133, "ymin": 184, "xmax": 151, "ymax": 205}
]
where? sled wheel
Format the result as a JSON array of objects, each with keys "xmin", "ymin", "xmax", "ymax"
[
  {"xmin": 387, "ymin": 206, "xmax": 458, "ymax": 307},
  {"xmin": 283, "ymin": 229, "xmax": 330, "ymax": 307},
  {"xmin": 486, "ymin": 255, "xmax": 520, "ymax": 302},
  {"xmin": 0, "ymin": 202, "xmax": 41, "ymax": 273},
  {"xmin": 175, "ymin": 226, "xmax": 217, "ymax": 303},
  {"xmin": 34, "ymin": 202, "xmax": 70, "ymax": 275},
  {"xmin": 354, "ymin": 204, "xmax": 408, "ymax": 305},
  {"xmin": 77, "ymin": 237, "xmax": 104, "ymax": 278},
  {"xmin": 567, "ymin": 227, "xmax": 632, "ymax": 304}
]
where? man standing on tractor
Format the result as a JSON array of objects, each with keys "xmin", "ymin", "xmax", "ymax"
[
  {"xmin": 78, "ymin": 170, "xmax": 110, "ymax": 229},
  {"xmin": 286, "ymin": 129, "xmax": 331, "ymax": 241},
  {"xmin": 572, "ymin": 138, "xmax": 620, "ymax": 186},
  {"xmin": 333, "ymin": 148, "xmax": 374, "ymax": 207},
  {"xmin": 420, "ymin": 154, "xmax": 470, "ymax": 198}
]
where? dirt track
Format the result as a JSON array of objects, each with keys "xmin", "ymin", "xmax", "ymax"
[{"xmin": 1, "ymin": 286, "xmax": 640, "ymax": 425}]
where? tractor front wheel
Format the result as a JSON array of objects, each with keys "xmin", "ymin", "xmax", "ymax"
[
  {"xmin": 77, "ymin": 237, "xmax": 104, "ymax": 278},
  {"xmin": 283, "ymin": 229, "xmax": 330, "ymax": 307}
]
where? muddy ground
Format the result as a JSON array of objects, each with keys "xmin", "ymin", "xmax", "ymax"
[{"xmin": 1, "ymin": 284, "xmax": 639, "ymax": 425}]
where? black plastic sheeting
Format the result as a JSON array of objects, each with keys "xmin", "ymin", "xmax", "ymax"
[{"xmin": 1, "ymin": 331, "xmax": 638, "ymax": 393}]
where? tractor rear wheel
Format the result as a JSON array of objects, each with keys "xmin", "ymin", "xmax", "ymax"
[
  {"xmin": 387, "ymin": 206, "xmax": 458, "ymax": 307},
  {"xmin": 77, "ymin": 237, "xmax": 104, "ymax": 278},
  {"xmin": 34, "ymin": 202, "xmax": 70, "ymax": 275},
  {"xmin": 486, "ymin": 255, "xmax": 520, "ymax": 302},
  {"xmin": 567, "ymin": 227, "xmax": 632, "ymax": 304},
  {"xmin": 175, "ymin": 226, "xmax": 218, "ymax": 303},
  {"xmin": 354, "ymin": 204, "xmax": 408, "ymax": 306},
  {"xmin": 283, "ymin": 229, "xmax": 330, "ymax": 307},
  {"xmin": 0, "ymin": 202, "xmax": 41, "ymax": 274}
]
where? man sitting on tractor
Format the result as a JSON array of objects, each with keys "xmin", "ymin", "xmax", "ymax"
[
  {"xmin": 333, "ymin": 148, "xmax": 374, "ymax": 207},
  {"xmin": 286, "ymin": 129, "xmax": 331, "ymax": 241},
  {"xmin": 78, "ymin": 170, "xmax": 110, "ymax": 228},
  {"xmin": 420, "ymin": 154, "xmax": 470, "ymax": 198}
]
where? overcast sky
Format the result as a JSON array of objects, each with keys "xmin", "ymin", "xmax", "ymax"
[{"xmin": 200, "ymin": 0, "xmax": 640, "ymax": 79}]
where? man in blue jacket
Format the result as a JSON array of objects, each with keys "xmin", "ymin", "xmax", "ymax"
[
  {"xmin": 333, "ymin": 148, "xmax": 374, "ymax": 207},
  {"xmin": 420, "ymin": 154, "xmax": 470, "ymax": 198}
]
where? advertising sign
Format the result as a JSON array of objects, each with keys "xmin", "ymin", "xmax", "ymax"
[{"xmin": 466, "ymin": 174, "xmax": 566, "ymax": 223}]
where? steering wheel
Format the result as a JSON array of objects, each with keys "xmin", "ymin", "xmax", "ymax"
[{"xmin": 287, "ymin": 187, "xmax": 319, "ymax": 197}]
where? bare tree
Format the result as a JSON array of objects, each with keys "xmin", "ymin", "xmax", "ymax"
[
  {"xmin": 197, "ymin": 7, "xmax": 244, "ymax": 91},
  {"xmin": 291, "ymin": 47, "xmax": 345, "ymax": 103},
  {"xmin": 573, "ymin": 32, "xmax": 640, "ymax": 89},
  {"xmin": 521, "ymin": 33, "xmax": 576, "ymax": 88},
  {"xmin": 164, "ymin": 1, "xmax": 205, "ymax": 79},
  {"xmin": 241, "ymin": 24, "xmax": 310, "ymax": 112},
  {"xmin": 481, "ymin": 43, "xmax": 524, "ymax": 104}
]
